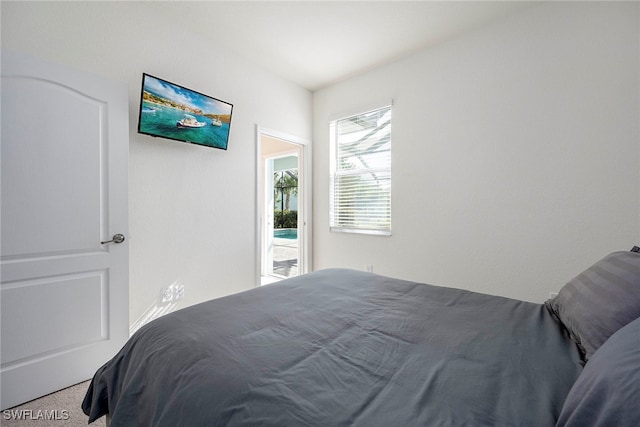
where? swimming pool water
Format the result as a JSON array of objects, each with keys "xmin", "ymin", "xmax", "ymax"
[{"xmin": 274, "ymin": 228, "xmax": 298, "ymax": 239}]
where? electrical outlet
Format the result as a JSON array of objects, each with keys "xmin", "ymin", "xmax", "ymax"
[
  {"xmin": 365, "ymin": 265, "xmax": 374, "ymax": 273},
  {"xmin": 174, "ymin": 283, "xmax": 185, "ymax": 300},
  {"xmin": 161, "ymin": 287, "xmax": 173, "ymax": 303}
]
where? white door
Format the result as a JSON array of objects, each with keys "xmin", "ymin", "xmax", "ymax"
[
  {"xmin": 0, "ymin": 50, "xmax": 129, "ymax": 410},
  {"xmin": 264, "ymin": 159, "xmax": 275, "ymax": 276}
]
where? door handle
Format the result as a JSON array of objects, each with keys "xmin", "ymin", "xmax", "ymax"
[{"xmin": 101, "ymin": 234, "xmax": 126, "ymax": 245}]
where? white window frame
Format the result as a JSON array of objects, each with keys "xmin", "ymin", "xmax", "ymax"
[{"xmin": 329, "ymin": 103, "xmax": 392, "ymax": 236}]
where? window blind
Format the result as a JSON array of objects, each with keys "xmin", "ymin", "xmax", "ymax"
[{"xmin": 330, "ymin": 105, "xmax": 391, "ymax": 235}]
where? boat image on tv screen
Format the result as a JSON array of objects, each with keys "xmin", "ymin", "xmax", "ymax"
[{"xmin": 138, "ymin": 73, "xmax": 233, "ymax": 150}]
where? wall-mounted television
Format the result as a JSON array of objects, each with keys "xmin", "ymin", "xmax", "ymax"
[{"xmin": 138, "ymin": 73, "xmax": 233, "ymax": 150}]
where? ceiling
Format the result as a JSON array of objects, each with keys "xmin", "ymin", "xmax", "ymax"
[{"xmin": 152, "ymin": 1, "xmax": 535, "ymax": 92}]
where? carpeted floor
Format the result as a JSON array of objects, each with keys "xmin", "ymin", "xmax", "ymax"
[{"xmin": 2, "ymin": 381, "xmax": 105, "ymax": 427}]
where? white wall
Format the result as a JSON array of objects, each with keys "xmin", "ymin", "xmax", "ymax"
[
  {"xmin": 3, "ymin": 1, "xmax": 638, "ymax": 314},
  {"xmin": 313, "ymin": 2, "xmax": 640, "ymax": 302},
  {"xmin": 1, "ymin": 1, "xmax": 312, "ymax": 324}
]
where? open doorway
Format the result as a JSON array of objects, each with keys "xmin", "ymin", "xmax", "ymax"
[
  {"xmin": 257, "ymin": 128, "xmax": 310, "ymax": 286},
  {"xmin": 270, "ymin": 155, "xmax": 299, "ymax": 278}
]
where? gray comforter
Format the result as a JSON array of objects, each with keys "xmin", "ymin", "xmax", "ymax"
[{"xmin": 83, "ymin": 269, "xmax": 583, "ymax": 426}]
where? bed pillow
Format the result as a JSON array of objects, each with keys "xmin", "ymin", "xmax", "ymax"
[
  {"xmin": 556, "ymin": 316, "xmax": 640, "ymax": 426},
  {"xmin": 545, "ymin": 250, "xmax": 640, "ymax": 360}
]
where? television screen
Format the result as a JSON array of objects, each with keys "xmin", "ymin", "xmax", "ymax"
[{"xmin": 138, "ymin": 73, "xmax": 233, "ymax": 150}]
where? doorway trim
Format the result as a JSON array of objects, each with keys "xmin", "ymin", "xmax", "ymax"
[{"xmin": 255, "ymin": 126, "xmax": 311, "ymax": 286}]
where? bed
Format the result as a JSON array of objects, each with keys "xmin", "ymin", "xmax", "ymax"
[{"xmin": 82, "ymin": 249, "xmax": 640, "ymax": 426}]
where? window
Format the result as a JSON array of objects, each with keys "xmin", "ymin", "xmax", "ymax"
[{"xmin": 330, "ymin": 105, "xmax": 392, "ymax": 235}]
